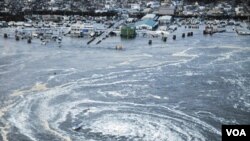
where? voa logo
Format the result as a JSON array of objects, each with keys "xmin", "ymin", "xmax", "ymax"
[{"xmin": 226, "ymin": 129, "xmax": 247, "ymax": 136}]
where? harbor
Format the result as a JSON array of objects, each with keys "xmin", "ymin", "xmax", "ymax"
[{"xmin": 1, "ymin": 17, "xmax": 249, "ymax": 47}]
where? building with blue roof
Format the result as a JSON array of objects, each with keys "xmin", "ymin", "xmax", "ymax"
[{"xmin": 135, "ymin": 19, "xmax": 158, "ymax": 30}]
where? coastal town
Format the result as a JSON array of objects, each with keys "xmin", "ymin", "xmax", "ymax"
[
  {"xmin": 1, "ymin": 1, "xmax": 250, "ymax": 141},
  {"xmin": 0, "ymin": 0, "xmax": 250, "ymax": 17},
  {"xmin": 0, "ymin": 0, "xmax": 249, "ymax": 47}
]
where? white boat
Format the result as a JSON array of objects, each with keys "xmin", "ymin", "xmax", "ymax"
[
  {"xmin": 43, "ymin": 22, "xmax": 50, "ymax": 28},
  {"xmin": 215, "ymin": 25, "xmax": 226, "ymax": 33},
  {"xmin": 8, "ymin": 21, "xmax": 15, "ymax": 26},
  {"xmin": 70, "ymin": 23, "xmax": 94, "ymax": 37},
  {"xmin": 24, "ymin": 23, "xmax": 33, "ymax": 27},
  {"xmin": 138, "ymin": 30, "xmax": 169, "ymax": 37},
  {"xmin": 70, "ymin": 24, "xmax": 84, "ymax": 37},
  {"xmin": 236, "ymin": 29, "xmax": 250, "ymax": 35},
  {"xmin": 228, "ymin": 20, "xmax": 235, "ymax": 25},
  {"xmin": 15, "ymin": 22, "xmax": 24, "ymax": 27},
  {"xmin": 35, "ymin": 28, "xmax": 53, "ymax": 39},
  {"xmin": 82, "ymin": 24, "xmax": 94, "ymax": 35},
  {"xmin": 72, "ymin": 123, "xmax": 83, "ymax": 131}
]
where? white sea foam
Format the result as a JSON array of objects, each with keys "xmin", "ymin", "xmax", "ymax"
[
  {"xmin": 172, "ymin": 48, "xmax": 199, "ymax": 58},
  {"xmin": 207, "ymin": 80, "xmax": 216, "ymax": 85},
  {"xmin": 6, "ymin": 81, "xmax": 220, "ymax": 141}
]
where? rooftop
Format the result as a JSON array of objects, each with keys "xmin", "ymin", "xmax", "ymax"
[{"xmin": 135, "ymin": 19, "xmax": 157, "ymax": 27}]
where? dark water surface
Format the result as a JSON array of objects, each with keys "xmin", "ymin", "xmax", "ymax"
[{"xmin": 0, "ymin": 27, "xmax": 250, "ymax": 141}]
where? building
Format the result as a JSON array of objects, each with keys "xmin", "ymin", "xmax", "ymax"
[
  {"xmin": 207, "ymin": 8, "xmax": 224, "ymax": 16},
  {"xmin": 41, "ymin": 15, "xmax": 62, "ymax": 22},
  {"xmin": 143, "ymin": 8, "xmax": 153, "ymax": 14},
  {"xmin": 121, "ymin": 25, "xmax": 136, "ymax": 38},
  {"xmin": 158, "ymin": 15, "xmax": 172, "ymax": 25},
  {"xmin": 0, "ymin": 0, "xmax": 5, "ymax": 11},
  {"xmin": 161, "ymin": 0, "xmax": 172, "ymax": 6},
  {"xmin": 235, "ymin": 6, "xmax": 244, "ymax": 16},
  {"xmin": 158, "ymin": 6, "xmax": 176, "ymax": 15},
  {"xmin": 131, "ymin": 3, "xmax": 141, "ymax": 10},
  {"xmin": 147, "ymin": 1, "xmax": 160, "ymax": 8},
  {"xmin": 135, "ymin": 19, "xmax": 158, "ymax": 30},
  {"xmin": 141, "ymin": 13, "xmax": 157, "ymax": 20}
]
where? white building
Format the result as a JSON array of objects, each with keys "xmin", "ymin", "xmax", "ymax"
[
  {"xmin": 141, "ymin": 14, "xmax": 157, "ymax": 20},
  {"xmin": 135, "ymin": 19, "xmax": 158, "ymax": 30},
  {"xmin": 131, "ymin": 4, "xmax": 141, "ymax": 10},
  {"xmin": 158, "ymin": 15, "xmax": 172, "ymax": 25},
  {"xmin": 105, "ymin": 0, "xmax": 116, "ymax": 4},
  {"xmin": 235, "ymin": 7, "xmax": 244, "ymax": 16},
  {"xmin": 147, "ymin": 1, "xmax": 160, "ymax": 8}
]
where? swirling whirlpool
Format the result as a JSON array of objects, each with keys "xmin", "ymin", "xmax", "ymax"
[
  {"xmin": 6, "ymin": 72, "xmax": 220, "ymax": 141},
  {"xmin": 3, "ymin": 34, "xmax": 250, "ymax": 140}
]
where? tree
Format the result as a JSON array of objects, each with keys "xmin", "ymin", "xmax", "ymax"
[
  {"xmin": 29, "ymin": 0, "xmax": 50, "ymax": 11},
  {"xmin": 5, "ymin": 0, "xmax": 24, "ymax": 14}
]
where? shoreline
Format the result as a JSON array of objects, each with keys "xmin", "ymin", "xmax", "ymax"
[{"xmin": 1, "ymin": 11, "xmax": 249, "ymax": 22}]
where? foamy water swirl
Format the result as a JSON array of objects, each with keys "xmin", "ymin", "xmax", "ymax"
[{"xmin": 7, "ymin": 85, "xmax": 220, "ymax": 141}]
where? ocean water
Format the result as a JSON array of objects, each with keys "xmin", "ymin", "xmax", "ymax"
[{"xmin": 0, "ymin": 26, "xmax": 250, "ymax": 141}]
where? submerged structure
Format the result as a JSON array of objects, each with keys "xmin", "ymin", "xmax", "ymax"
[{"xmin": 120, "ymin": 25, "xmax": 136, "ymax": 38}]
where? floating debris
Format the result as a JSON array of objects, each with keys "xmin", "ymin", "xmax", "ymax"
[
  {"xmin": 203, "ymin": 26, "xmax": 216, "ymax": 35},
  {"xmin": 4, "ymin": 33, "xmax": 8, "ymax": 38},
  {"xmin": 15, "ymin": 35, "xmax": 20, "ymax": 41},
  {"xmin": 173, "ymin": 35, "xmax": 176, "ymax": 40},
  {"xmin": 115, "ymin": 45, "xmax": 123, "ymax": 50},
  {"xmin": 148, "ymin": 40, "xmax": 152, "ymax": 45},
  {"xmin": 182, "ymin": 33, "xmax": 185, "ymax": 38},
  {"xmin": 109, "ymin": 31, "xmax": 117, "ymax": 37},
  {"xmin": 72, "ymin": 124, "xmax": 82, "ymax": 131},
  {"xmin": 236, "ymin": 29, "xmax": 250, "ymax": 35},
  {"xmin": 87, "ymin": 37, "xmax": 96, "ymax": 45},
  {"xmin": 162, "ymin": 37, "xmax": 167, "ymax": 42},
  {"xmin": 27, "ymin": 38, "xmax": 32, "ymax": 44},
  {"xmin": 96, "ymin": 40, "xmax": 102, "ymax": 45}
]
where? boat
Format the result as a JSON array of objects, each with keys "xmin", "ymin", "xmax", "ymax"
[
  {"xmin": 81, "ymin": 24, "xmax": 94, "ymax": 36},
  {"xmin": 24, "ymin": 23, "xmax": 33, "ymax": 27},
  {"xmin": 203, "ymin": 25, "xmax": 226, "ymax": 34},
  {"xmin": 70, "ymin": 23, "xmax": 84, "ymax": 37},
  {"xmin": 43, "ymin": 22, "xmax": 50, "ymax": 28},
  {"xmin": 72, "ymin": 123, "xmax": 82, "ymax": 131},
  {"xmin": 215, "ymin": 25, "xmax": 226, "ymax": 33},
  {"xmin": 216, "ymin": 28, "xmax": 226, "ymax": 33},
  {"xmin": 236, "ymin": 29, "xmax": 250, "ymax": 35},
  {"xmin": 115, "ymin": 45, "xmax": 123, "ymax": 50},
  {"xmin": 8, "ymin": 21, "xmax": 15, "ymax": 26},
  {"xmin": 0, "ymin": 21, "xmax": 8, "ymax": 28},
  {"xmin": 35, "ymin": 28, "xmax": 53, "ymax": 39},
  {"xmin": 15, "ymin": 27, "xmax": 34, "ymax": 39},
  {"xmin": 70, "ymin": 23, "xmax": 94, "ymax": 37},
  {"xmin": 203, "ymin": 26, "xmax": 214, "ymax": 34},
  {"xmin": 228, "ymin": 20, "xmax": 235, "ymax": 26},
  {"xmin": 15, "ymin": 22, "xmax": 24, "ymax": 27}
]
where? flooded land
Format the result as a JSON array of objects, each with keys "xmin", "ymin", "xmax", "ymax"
[
  {"xmin": 0, "ymin": 23, "xmax": 250, "ymax": 141},
  {"xmin": 0, "ymin": 0, "xmax": 250, "ymax": 140}
]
